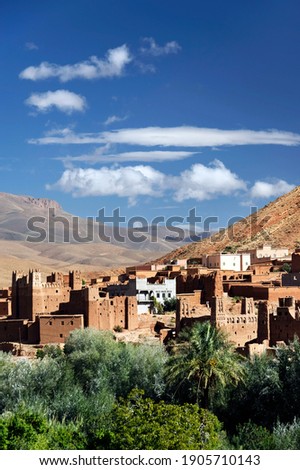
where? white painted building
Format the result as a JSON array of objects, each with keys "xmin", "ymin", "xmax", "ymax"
[
  {"xmin": 204, "ymin": 253, "xmax": 251, "ymax": 272},
  {"xmin": 238, "ymin": 245, "xmax": 290, "ymax": 264},
  {"xmin": 106, "ymin": 277, "xmax": 177, "ymax": 314},
  {"xmin": 136, "ymin": 277, "xmax": 176, "ymax": 314}
]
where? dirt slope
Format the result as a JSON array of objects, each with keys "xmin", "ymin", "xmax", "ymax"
[{"xmin": 156, "ymin": 185, "xmax": 300, "ymax": 262}]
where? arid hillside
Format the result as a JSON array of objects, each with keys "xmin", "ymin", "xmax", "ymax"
[
  {"xmin": 0, "ymin": 192, "xmax": 186, "ymax": 286},
  {"xmin": 156, "ymin": 185, "xmax": 300, "ymax": 262}
]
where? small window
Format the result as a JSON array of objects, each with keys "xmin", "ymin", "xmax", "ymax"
[
  {"xmin": 70, "ymin": 321, "xmax": 73, "ymax": 325},
  {"xmin": 162, "ymin": 293, "xmax": 166, "ymax": 298},
  {"xmin": 49, "ymin": 321, "xmax": 52, "ymax": 326},
  {"xmin": 61, "ymin": 321, "xmax": 64, "ymax": 325},
  {"xmin": 168, "ymin": 293, "xmax": 171, "ymax": 298},
  {"xmin": 157, "ymin": 293, "xmax": 160, "ymax": 298},
  {"xmin": 60, "ymin": 333, "xmax": 63, "ymax": 338}
]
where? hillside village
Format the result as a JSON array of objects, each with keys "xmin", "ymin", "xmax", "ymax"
[{"xmin": 1, "ymin": 242, "xmax": 300, "ymax": 357}]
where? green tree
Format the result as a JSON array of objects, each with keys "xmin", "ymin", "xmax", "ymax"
[
  {"xmin": 163, "ymin": 297, "xmax": 177, "ymax": 312},
  {"xmin": 281, "ymin": 263, "xmax": 291, "ymax": 273},
  {"xmin": 166, "ymin": 322, "xmax": 244, "ymax": 407},
  {"xmin": 273, "ymin": 419, "xmax": 300, "ymax": 449},
  {"xmin": 151, "ymin": 296, "xmax": 163, "ymax": 314},
  {"xmin": 219, "ymin": 353, "xmax": 282, "ymax": 431},
  {"xmin": 275, "ymin": 337, "xmax": 300, "ymax": 422},
  {"xmin": 100, "ymin": 389, "xmax": 227, "ymax": 450}
]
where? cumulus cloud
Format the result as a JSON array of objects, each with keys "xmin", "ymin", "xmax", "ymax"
[
  {"xmin": 140, "ymin": 38, "xmax": 181, "ymax": 56},
  {"xmin": 19, "ymin": 44, "xmax": 132, "ymax": 81},
  {"xmin": 29, "ymin": 126, "xmax": 300, "ymax": 147},
  {"xmin": 25, "ymin": 90, "xmax": 87, "ymax": 114},
  {"xmin": 47, "ymin": 160, "xmax": 247, "ymax": 204},
  {"xmin": 175, "ymin": 160, "xmax": 246, "ymax": 201},
  {"xmin": 47, "ymin": 165, "xmax": 166, "ymax": 198},
  {"xmin": 249, "ymin": 179, "xmax": 295, "ymax": 199}
]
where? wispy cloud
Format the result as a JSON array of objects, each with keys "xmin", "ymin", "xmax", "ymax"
[
  {"xmin": 249, "ymin": 179, "xmax": 295, "ymax": 199},
  {"xmin": 103, "ymin": 114, "xmax": 128, "ymax": 126},
  {"xmin": 29, "ymin": 126, "xmax": 300, "ymax": 147},
  {"xmin": 25, "ymin": 90, "xmax": 87, "ymax": 114},
  {"xmin": 25, "ymin": 42, "xmax": 38, "ymax": 50},
  {"xmin": 140, "ymin": 38, "xmax": 181, "ymax": 56},
  {"xmin": 19, "ymin": 44, "xmax": 132, "ymax": 81},
  {"xmin": 58, "ymin": 149, "xmax": 197, "ymax": 165},
  {"xmin": 47, "ymin": 159, "xmax": 246, "ymax": 203}
]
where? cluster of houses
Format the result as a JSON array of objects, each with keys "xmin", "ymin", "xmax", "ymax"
[{"xmin": 0, "ymin": 244, "xmax": 300, "ymax": 356}]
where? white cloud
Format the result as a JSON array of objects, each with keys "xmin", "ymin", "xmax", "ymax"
[
  {"xmin": 250, "ymin": 179, "xmax": 295, "ymax": 199},
  {"xmin": 47, "ymin": 160, "xmax": 246, "ymax": 203},
  {"xmin": 29, "ymin": 126, "xmax": 300, "ymax": 147},
  {"xmin": 100, "ymin": 127, "xmax": 300, "ymax": 147},
  {"xmin": 19, "ymin": 44, "xmax": 132, "ymax": 81},
  {"xmin": 47, "ymin": 165, "xmax": 166, "ymax": 198},
  {"xmin": 103, "ymin": 115, "xmax": 128, "ymax": 126},
  {"xmin": 25, "ymin": 90, "xmax": 87, "ymax": 114},
  {"xmin": 140, "ymin": 38, "xmax": 181, "ymax": 56},
  {"xmin": 25, "ymin": 42, "xmax": 38, "ymax": 50},
  {"xmin": 175, "ymin": 160, "xmax": 246, "ymax": 201},
  {"xmin": 59, "ymin": 149, "xmax": 197, "ymax": 165}
]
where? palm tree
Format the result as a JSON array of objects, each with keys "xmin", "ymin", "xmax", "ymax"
[{"xmin": 166, "ymin": 321, "xmax": 244, "ymax": 408}]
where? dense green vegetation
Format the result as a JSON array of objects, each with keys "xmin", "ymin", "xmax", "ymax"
[{"xmin": 1, "ymin": 324, "xmax": 300, "ymax": 449}]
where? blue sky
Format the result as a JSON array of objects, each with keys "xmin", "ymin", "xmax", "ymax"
[{"xmin": 1, "ymin": 0, "xmax": 300, "ymax": 229}]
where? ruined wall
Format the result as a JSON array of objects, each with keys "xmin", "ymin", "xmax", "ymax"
[
  {"xmin": 211, "ymin": 297, "xmax": 258, "ymax": 347},
  {"xmin": 176, "ymin": 291, "xmax": 203, "ymax": 333},
  {"xmin": 176, "ymin": 271, "xmax": 223, "ymax": 302},
  {"xmin": 268, "ymin": 308, "xmax": 300, "ymax": 346}
]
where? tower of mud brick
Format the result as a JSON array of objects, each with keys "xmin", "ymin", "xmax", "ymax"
[{"xmin": 69, "ymin": 270, "xmax": 82, "ymax": 290}]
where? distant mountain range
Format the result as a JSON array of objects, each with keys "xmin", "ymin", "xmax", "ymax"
[
  {"xmin": 0, "ymin": 192, "xmax": 202, "ymax": 285},
  {"xmin": 1, "ymin": 187, "xmax": 298, "ymax": 287},
  {"xmin": 156, "ymin": 185, "xmax": 300, "ymax": 262}
]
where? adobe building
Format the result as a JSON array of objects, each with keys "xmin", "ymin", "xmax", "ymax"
[
  {"xmin": 176, "ymin": 290, "xmax": 210, "ymax": 333},
  {"xmin": 11, "ymin": 269, "xmax": 80, "ymax": 320},
  {"xmin": 0, "ymin": 269, "xmax": 139, "ymax": 345},
  {"xmin": 282, "ymin": 250, "xmax": 300, "ymax": 287},
  {"xmin": 257, "ymin": 296, "xmax": 300, "ymax": 346},
  {"xmin": 211, "ymin": 297, "xmax": 258, "ymax": 347}
]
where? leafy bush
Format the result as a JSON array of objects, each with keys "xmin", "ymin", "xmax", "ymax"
[
  {"xmin": 100, "ymin": 389, "xmax": 227, "ymax": 450},
  {"xmin": 163, "ymin": 297, "xmax": 177, "ymax": 312}
]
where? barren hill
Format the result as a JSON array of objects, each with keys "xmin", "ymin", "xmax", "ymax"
[
  {"xmin": 156, "ymin": 185, "xmax": 300, "ymax": 262},
  {"xmin": 0, "ymin": 192, "xmax": 187, "ymax": 286}
]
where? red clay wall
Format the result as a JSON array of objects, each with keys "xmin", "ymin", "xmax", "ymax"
[{"xmin": 39, "ymin": 315, "xmax": 84, "ymax": 344}]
